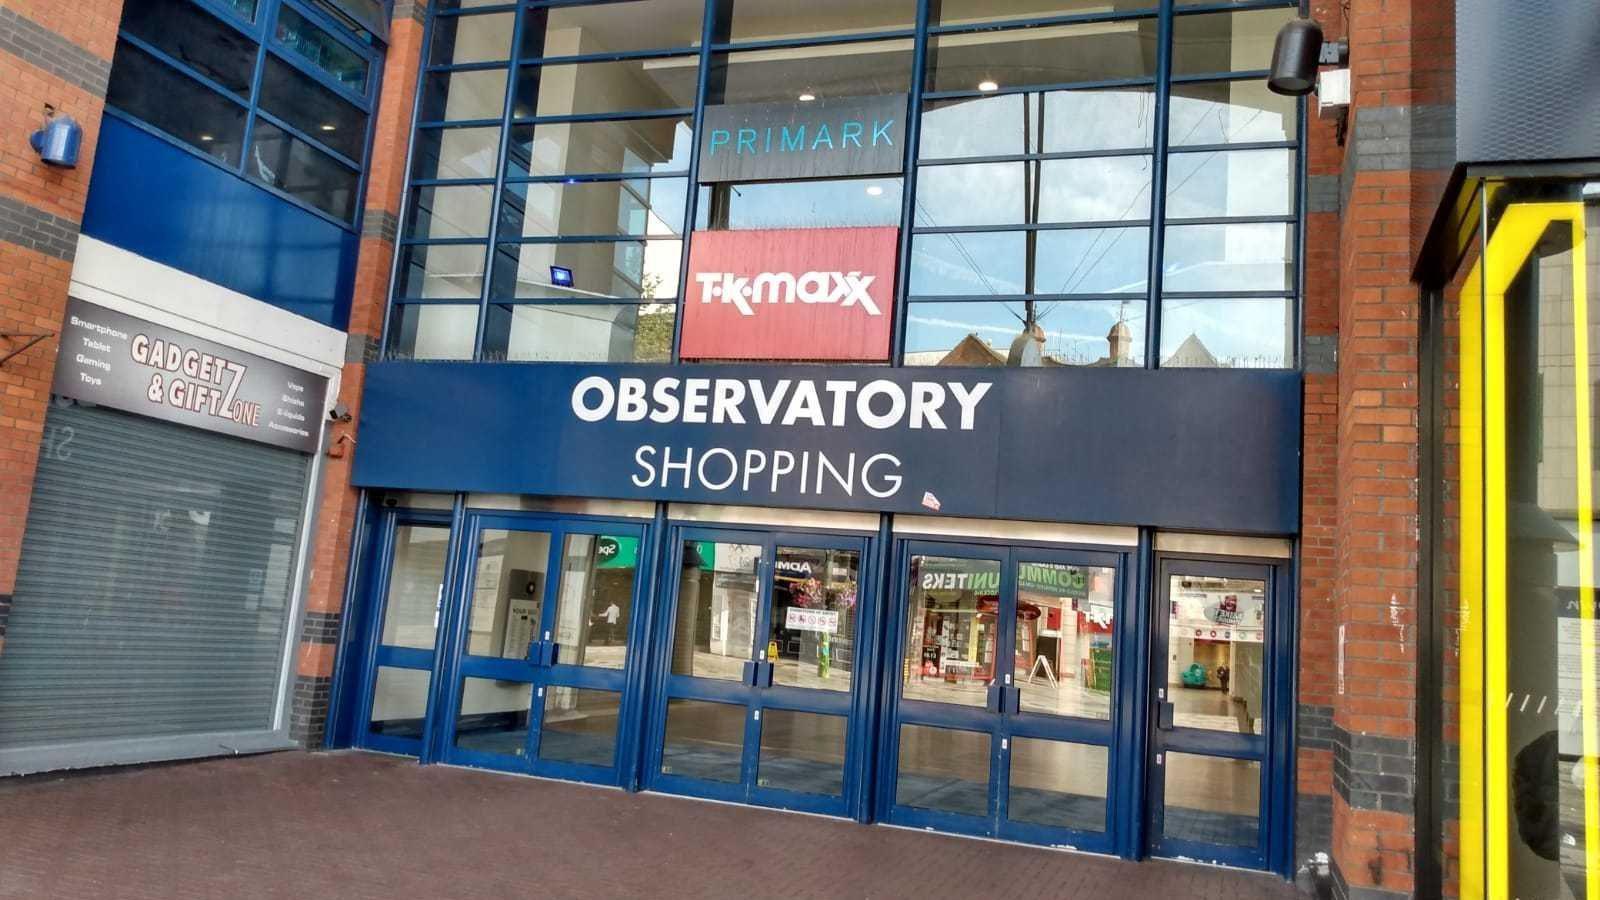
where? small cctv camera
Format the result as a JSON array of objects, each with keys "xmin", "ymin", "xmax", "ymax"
[{"xmin": 328, "ymin": 403, "xmax": 352, "ymax": 422}]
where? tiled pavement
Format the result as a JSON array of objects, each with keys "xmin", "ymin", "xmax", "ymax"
[{"xmin": 0, "ymin": 751, "xmax": 1303, "ymax": 899}]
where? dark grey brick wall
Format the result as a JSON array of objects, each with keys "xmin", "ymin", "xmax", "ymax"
[
  {"xmin": 1299, "ymin": 703, "xmax": 1335, "ymax": 752},
  {"xmin": 394, "ymin": 0, "xmax": 427, "ymax": 24},
  {"xmin": 1295, "ymin": 792, "xmax": 1332, "ymax": 866},
  {"xmin": 0, "ymin": 7, "xmax": 111, "ymax": 96},
  {"xmin": 1303, "ymin": 334, "xmax": 1337, "ymax": 375},
  {"xmin": 1331, "ymin": 858, "xmax": 1411, "ymax": 900},
  {"xmin": 346, "ymin": 332, "xmax": 380, "ymax": 364},
  {"xmin": 300, "ymin": 610, "xmax": 342, "ymax": 645},
  {"xmin": 0, "ymin": 592, "xmax": 10, "ymax": 638},
  {"xmin": 288, "ymin": 673, "xmax": 333, "ymax": 747},
  {"xmin": 1333, "ymin": 724, "xmax": 1416, "ymax": 816},
  {"xmin": 1307, "ymin": 173, "xmax": 1342, "ymax": 214},
  {"xmin": 1350, "ymin": 104, "xmax": 1456, "ymax": 172},
  {"xmin": 0, "ymin": 194, "xmax": 80, "ymax": 262},
  {"xmin": 361, "ymin": 208, "xmax": 399, "ymax": 244}
]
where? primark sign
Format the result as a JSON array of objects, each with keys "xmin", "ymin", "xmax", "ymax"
[
  {"xmin": 697, "ymin": 94, "xmax": 906, "ymax": 182},
  {"xmin": 354, "ymin": 362, "xmax": 1304, "ymax": 534}
]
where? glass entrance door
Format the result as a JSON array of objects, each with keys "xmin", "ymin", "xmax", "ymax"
[
  {"xmin": 441, "ymin": 513, "xmax": 648, "ymax": 785},
  {"xmin": 884, "ymin": 541, "xmax": 1125, "ymax": 851},
  {"xmin": 1147, "ymin": 558, "xmax": 1276, "ymax": 869},
  {"xmin": 359, "ymin": 510, "xmax": 454, "ymax": 755},
  {"xmin": 647, "ymin": 527, "xmax": 873, "ymax": 816}
]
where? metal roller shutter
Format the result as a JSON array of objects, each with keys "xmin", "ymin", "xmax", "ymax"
[{"xmin": 0, "ymin": 401, "xmax": 311, "ymax": 763}]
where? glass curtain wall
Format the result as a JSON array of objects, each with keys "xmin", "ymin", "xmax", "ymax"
[{"xmin": 389, "ymin": 0, "xmax": 1299, "ymax": 367}]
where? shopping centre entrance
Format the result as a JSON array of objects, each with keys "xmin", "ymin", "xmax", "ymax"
[{"xmin": 335, "ymin": 502, "xmax": 1295, "ymax": 873}]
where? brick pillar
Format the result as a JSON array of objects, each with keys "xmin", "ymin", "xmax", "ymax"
[
  {"xmin": 1328, "ymin": 1, "xmax": 1455, "ymax": 896},
  {"xmin": 0, "ymin": 1, "xmax": 122, "ymax": 655},
  {"xmin": 286, "ymin": 0, "xmax": 427, "ymax": 747}
]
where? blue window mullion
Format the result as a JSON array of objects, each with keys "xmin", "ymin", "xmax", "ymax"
[
  {"xmin": 274, "ymin": 0, "xmax": 382, "ymax": 106},
  {"xmin": 666, "ymin": 0, "xmax": 720, "ymax": 364},
  {"xmin": 472, "ymin": 7, "xmax": 526, "ymax": 360},
  {"xmin": 238, "ymin": 0, "xmax": 280, "ymax": 178},
  {"xmin": 889, "ymin": 0, "xmax": 933, "ymax": 365},
  {"xmin": 1143, "ymin": 0, "xmax": 1175, "ymax": 370}
]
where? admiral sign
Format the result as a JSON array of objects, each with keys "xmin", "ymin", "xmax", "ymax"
[{"xmin": 681, "ymin": 226, "xmax": 899, "ymax": 361}]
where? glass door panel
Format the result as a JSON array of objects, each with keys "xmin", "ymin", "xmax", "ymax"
[
  {"xmin": 379, "ymin": 524, "xmax": 451, "ymax": 651},
  {"xmin": 364, "ymin": 518, "xmax": 452, "ymax": 753},
  {"xmin": 453, "ymin": 677, "xmax": 534, "ymax": 756},
  {"xmin": 901, "ymin": 554, "xmax": 1003, "ymax": 708},
  {"xmin": 538, "ymin": 686, "xmax": 622, "ymax": 768},
  {"xmin": 672, "ymin": 540, "xmax": 761, "ymax": 683},
  {"xmin": 1161, "ymin": 752, "xmax": 1262, "ymax": 848},
  {"xmin": 662, "ymin": 698, "xmax": 748, "ymax": 783},
  {"xmin": 768, "ymin": 546, "xmax": 860, "ymax": 692},
  {"xmin": 550, "ymin": 533, "xmax": 638, "ymax": 670},
  {"xmin": 1164, "ymin": 573, "xmax": 1267, "ymax": 735},
  {"xmin": 1012, "ymin": 561, "xmax": 1117, "ymax": 720},
  {"xmin": 755, "ymin": 709, "xmax": 847, "ymax": 797},
  {"xmin": 1007, "ymin": 738, "xmax": 1110, "ymax": 833},
  {"xmin": 896, "ymin": 723, "xmax": 993, "ymax": 817},
  {"xmin": 465, "ymin": 528, "xmax": 551, "ymax": 660},
  {"xmin": 369, "ymin": 665, "xmax": 432, "ymax": 740}
]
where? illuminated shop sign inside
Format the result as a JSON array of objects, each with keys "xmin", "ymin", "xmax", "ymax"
[
  {"xmin": 697, "ymin": 94, "xmax": 907, "ymax": 182},
  {"xmin": 681, "ymin": 226, "xmax": 899, "ymax": 361}
]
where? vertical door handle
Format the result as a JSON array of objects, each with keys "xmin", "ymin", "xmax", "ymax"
[
  {"xmin": 986, "ymin": 682, "xmax": 1003, "ymax": 713},
  {"xmin": 759, "ymin": 661, "xmax": 775, "ymax": 688},
  {"xmin": 1005, "ymin": 686, "xmax": 1021, "ymax": 715},
  {"xmin": 1156, "ymin": 700, "xmax": 1175, "ymax": 731},
  {"xmin": 743, "ymin": 660, "xmax": 759, "ymax": 686}
]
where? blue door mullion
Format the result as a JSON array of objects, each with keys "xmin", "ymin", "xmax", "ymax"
[{"xmin": 991, "ymin": 548, "xmax": 1021, "ymax": 829}]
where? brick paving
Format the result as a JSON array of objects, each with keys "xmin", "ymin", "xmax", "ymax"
[{"xmin": 0, "ymin": 751, "xmax": 1303, "ymax": 899}]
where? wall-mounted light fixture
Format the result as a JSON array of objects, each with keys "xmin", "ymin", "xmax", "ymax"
[
  {"xmin": 1267, "ymin": 18, "xmax": 1325, "ymax": 96},
  {"xmin": 29, "ymin": 108, "xmax": 82, "ymax": 168}
]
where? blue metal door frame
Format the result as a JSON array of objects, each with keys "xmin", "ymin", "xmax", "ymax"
[
  {"xmin": 435, "ymin": 510, "xmax": 653, "ymax": 787},
  {"xmin": 875, "ymin": 537, "xmax": 1132, "ymax": 855},
  {"xmin": 641, "ymin": 524, "xmax": 881, "ymax": 819},
  {"xmin": 1145, "ymin": 554, "xmax": 1295, "ymax": 872}
]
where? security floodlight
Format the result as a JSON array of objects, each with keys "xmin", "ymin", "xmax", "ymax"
[{"xmin": 1267, "ymin": 17, "xmax": 1324, "ymax": 96}]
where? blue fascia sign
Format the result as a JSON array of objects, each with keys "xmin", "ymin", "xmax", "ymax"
[
  {"xmin": 697, "ymin": 94, "xmax": 907, "ymax": 182},
  {"xmin": 353, "ymin": 363, "xmax": 1303, "ymax": 535}
]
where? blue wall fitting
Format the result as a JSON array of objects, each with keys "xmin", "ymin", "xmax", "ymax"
[{"xmin": 81, "ymin": 115, "xmax": 358, "ymax": 331}]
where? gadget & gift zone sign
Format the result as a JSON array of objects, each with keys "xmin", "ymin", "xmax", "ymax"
[{"xmin": 680, "ymin": 226, "xmax": 899, "ymax": 361}]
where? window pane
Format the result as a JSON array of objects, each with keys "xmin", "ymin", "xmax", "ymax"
[
  {"xmin": 1162, "ymin": 222, "xmax": 1293, "ymax": 292},
  {"xmin": 1160, "ymin": 298, "xmax": 1293, "ymax": 369},
  {"xmin": 1009, "ymin": 739, "xmax": 1109, "ymax": 832},
  {"xmin": 673, "ymin": 541, "xmax": 761, "ymax": 681},
  {"xmin": 489, "ymin": 239, "xmax": 682, "ymax": 302},
  {"xmin": 908, "ymin": 231, "xmax": 1025, "ymax": 296},
  {"xmin": 247, "ymin": 119, "xmax": 359, "ymax": 221},
  {"xmin": 661, "ymin": 699, "xmax": 746, "ymax": 782},
  {"xmin": 386, "ymin": 303, "xmax": 479, "ymax": 360},
  {"xmin": 454, "ymin": 677, "xmax": 532, "ymax": 756},
  {"xmin": 916, "ymin": 162, "xmax": 1025, "ymax": 227},
  {"xmin": 929, "ymin": 20, "xmax": 1159, "ymax": 93},
  {"xmin": 484, "ymin": 303, "xmax": 675, "ymax": 363},
  {"xmin": 370, "ymin": 666, "xmax": 430, "ymax": 738},
  {"xmin": 513, "ymin": 60, "xmax": 698, "ymax": 119},
  {"xmin": 505, "ymin": 118, "xmax": 693, "ymax": 179},
  {"xmin": 221, "ymin": 0, "xmax": 257, "ymax": 21},
  {"xmin": 430, "ymin": 11, "xmax": 516, "ymax": 65},
  {"xmin": 695, "ymin": 178, "xmax": 901, "ymax": 230},
  {"xmin": 1163, "ymin": 753, "xmax": 1261, "ymax": 847},
  {"xmin": 276, "ymin": 5, "xmax": 368, "ymax": 91},
  {"xmin": 1035, "ymin": 227, "xmax": 1150, "ymax": 295},
  {"xmin": 550, "ymin": 534, "xmax": 639, "ymax": 669},
  {"xmin": 396, "ymin": 242, "xmax": 487, "ymax": 299},
  {"xmin": 896, "ymin": 724, "xmax": 990, "ymax": 816},
  {"xmin": 769, "ymin": 548, "xmax": 859, "ymax": 692},
  {"xmin": 920, "ymin": 87, "xmax": 1155, "ymax": 159},
  {"xmin": 709, "ymin": 41, "xmax": 914, "ymax": 105},
  {"xmin": 419, "ymin": 68, "xmax": 508, "ymax": 121},
  {"xmin": 378, "ymin": 525, "xmax": 450, "ymax": 650},
  {"xmin": 720, "ymin": 0, "xmax": 915, "ymax": 42},
  {"xmin": 1170, "ymin": 79, "xmax": 1297, "ymax": 146},
  {"xmin": 108, "ymin": 41, "xmax": 248, "ymax": 166},
  {"xmin": 903, "ymin": 300, "xmax": 1145, "ymax": 367},
  {"xmin": 1170, "ymin": 8, "xmax": 1295, "ymax": 77},
  {"xmin": 520, "ymin": 0, "xmax": 704, "ymax": 57},
  {"xmin": 1166, "ymin": 149, "xmax": 1292, "ymax": 219},
  {"xmin": 465, "ymin": 529, "xmax": 551, "ymax": 659},
  {"xmin": 902, "ymin": 556, "xmax": 1000, "ymax": 706},
  {"xmin": 412, "ymin": 126, "xmax": 501, "ymax": 180},
  {"xmin": 758, "ymin": 710, "xmax": 846, "ymax": 797},
  {"xmin": 258, "ymin": 55, "xmax": 368, "ymax": 162},
  {"xmin": 1038, "ymin": 156, "xmax": 1154, "ymax": 223},
  {"xmin": 935, "ymin": 0, "xmax": 1153, "ymax": 28},
  {"xmin": 499, "ymin": 178, "xmax": 688, "ymax": 240},
  {"xmin": 408, "ymin": 184, "xmax": 494, "ymax": 240},
  {"xmin": 539, "ymin": 687, "xmax": 621, "ymax": 768},
  {"xmin": 119, "ymin": 0, "xmax": 257, "ymax": 96},
  {"xmin": 1014, "ymin": 563, "xmax": 1116, "ymax": 719}
]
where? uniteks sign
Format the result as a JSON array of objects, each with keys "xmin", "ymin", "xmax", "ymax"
[{"xmin": 680, "ymin": 226, "xmax": 899, "ymax": 361}]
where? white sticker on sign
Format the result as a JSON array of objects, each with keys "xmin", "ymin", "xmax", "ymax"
[
  {"xmin": 921, "ymin": 491, "xmax": 941, "ymax": 511},
  {"xmin": 785, "ymin": 607, "xmax": 839, "ymax": 634}
]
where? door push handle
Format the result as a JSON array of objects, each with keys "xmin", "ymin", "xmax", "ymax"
[
  {"xmin": 541, "ymin": 641, "xmax": 559, "ymax": 667},
  {"xmin": 1156, "ymin": 700, "xmax": 1175, "ymax": 731},
  {"xmin": 743, "ymin": 660, "xmax": 758, "ymax": 686},
  {"xmin": 759, "ymin": 661, "xmax": 775, "ymax": 688},
  {"xmin": 986, "ymin": 683, "xmax": 1003, "ymax": 714},
  {"xmin": 1004, "ymin": 686, "xmax": 1021, "ymax": 715},
  {"xmin": 526, "ymin": 639, "xmax": 542, "ymax": 663}
]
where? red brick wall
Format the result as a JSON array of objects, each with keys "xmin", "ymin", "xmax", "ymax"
[
  {"xmin": 0, "ymin": 0, "xmax": 122, "ymax": 652},
  {"xmin": 286, "ymin": 3, "xmax": 427, "ymax": 746}
]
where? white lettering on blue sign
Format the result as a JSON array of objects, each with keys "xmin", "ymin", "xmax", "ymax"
[{"xmin": 571, "ymin": 376, "xmax": 990, "ymax": 431}]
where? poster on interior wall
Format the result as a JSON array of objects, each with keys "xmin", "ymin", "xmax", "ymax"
[
  {"xmin": 698, "ymin": 94, "xmax": 907, "ymax": 182},
  {"xmin": 680, "ymin": 226, "xmax": 899, "ymax": 361},
  {"xmin": 52, "ymin": 296, "xmax": 328, "ymax": 453}
]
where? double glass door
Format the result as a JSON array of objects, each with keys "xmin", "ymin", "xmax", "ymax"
[
  {"xmin": 647, "ymin": 527, "xmax": 873, "ymax": 816},
  {"xmin": 1148, "ymin": 557, "xmax": 1279, "ymax": 869},
  {"xmin": 884, "ymin": 541, "xmax": 1125, "ymax": 851},
  {"xmin": 439, "ymin": 514, "xmax": 647, "ymax": 783},
  {"xmin": 361, "ymin": 511, "xmax": 454, "ymax": 755}
]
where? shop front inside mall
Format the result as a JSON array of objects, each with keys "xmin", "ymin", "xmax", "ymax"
[{"xmin": 330, "ymin": 0, "xmax": 1309, "ymax": 878}]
